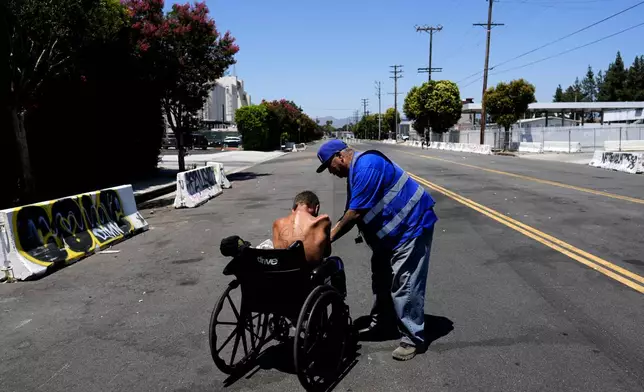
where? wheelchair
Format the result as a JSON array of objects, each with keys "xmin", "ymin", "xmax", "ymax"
[{"xmin": 209, "ymin": 239, "xmax": 354, "ymax": 391}]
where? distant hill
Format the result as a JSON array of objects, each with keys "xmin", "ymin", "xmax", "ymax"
[{"xmin": 315, "ymin": 116, "xmax": 351, "ymax": 128}]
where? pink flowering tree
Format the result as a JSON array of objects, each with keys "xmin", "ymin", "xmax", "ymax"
[{"xmin": 124, "ymin": 0, "xmax": 239, "ymax": 171}]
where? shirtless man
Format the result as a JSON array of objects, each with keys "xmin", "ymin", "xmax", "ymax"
[{"xmin": 272, "ymin": 191, "xmax": 332, "ymax": 265}]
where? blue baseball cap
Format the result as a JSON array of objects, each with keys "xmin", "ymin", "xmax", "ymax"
[{"xmin": 316, "ymin": 139, "xmax": 348, "ymax": 173}]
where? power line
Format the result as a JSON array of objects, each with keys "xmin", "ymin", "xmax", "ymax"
[
  {"xmin": 474, "ymin": 0, "xmax": 504, "ymax": 144},
  {"xmin": 457, "ymin": 0, "xmax": 644, "ymax": 86},
  {"xmin": 501, "ymin": 0, "xmax": 614, "ymax": 4},
  {"xmin": 491, "ymin": 0, "xmax": 644, "ymax": 69},
  {"xmin": 415, "ymin": 25, "xmax": 443, "ymax": 81},
  {"xmin": 459, "ymin": 20, "xmax": 644, "ymax": 89},
  {"xmin": 375, "ymin": 81, "xmax": 382, "ymax": 140},
  {"xmin": 361, "ymin": 98, "xmax": 369, "ymax": 118},
  {"xmin": 389, "ymin": 65, "xmax": 403, "ymax": 140},
  {"xmin": 493, "ymin": 21, "xmax": 644, "ymax": 75}
]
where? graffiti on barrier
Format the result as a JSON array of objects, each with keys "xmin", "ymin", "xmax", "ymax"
[
  {"xmin": 12, "ymin": 189, "xmax": 133, "ymax": 265},
  {"xmin": 600, "ymin": 152, "xmax": 638, "ymax": 170},
  {"xmin": 180, "ymin": 167, "xmax": 217, "ymax": 196}
]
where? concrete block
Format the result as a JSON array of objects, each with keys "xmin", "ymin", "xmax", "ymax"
[
  {"xmin": 519, "ymin": 142, "xmax": 544, "ymax": 153},
  {"xmin": 589, "ymin": 151, "xmax": 644, "ymax": 174},
  {"xmin": 174, "ymin": 166, "xmax": 222, "ymax": 208},
  {"xmin": 543, "ymin": 141, "xmax": 582, "ymax": 153},
  {"xmin": 604, "ymin": 140, "xmax": 644, "ymax": 152},
  {"xmin": 0, "ymin": 185, "xmax": 148, "ymax": 280},
  {"xmin": 206, "ymin": 162, "xmax": 232, "ymax": 189}
]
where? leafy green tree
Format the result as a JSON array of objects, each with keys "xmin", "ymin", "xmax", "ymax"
[
  {"xmin": 581, "ymin": 66, "xmax": 597, "ymax": 102},
  {"xmin": 383, "ymin": 107, "xmax": 401, "ymax": 138},
  {"xmin": 6, "ymin": 0, "xmax": 126, "ymax": 198},
  {"xmin": 595, "ymin": 70, "xmax": 605, "ymax": 97},
  {"xmin": 484, "ymin": 79, "xmax": 536, "ymax": 150},
  {"xmin": 354, "ymin": 114, "xmax": 380, "ymax": 139},
  {"xmin": 561, "ymin": 86, "xmax": 574, "ymax": 102},
  {"xmin": 235, "ymin": 105, "xmax": 271, "ymax": 150},
  {"xmin": 597, "ymin": 51, "xmax": 627, "ymax": 101},
  {"xmin": 403, "ymin": 80, "xmax": 462, "ymax": 140},
  {"xmin": 626, "ymin": 55, "xmax": 644, "ymax": 101},
  {"xmin": 553, "ymin": 85, "xmax": 564, "ymax": 102},
  {"xmin": 324, "ymin": 120, "xmax": 335, "ymax": 136},
  {"xmin": 238, "ymin": 99, "xmax": 321, "ymax": 150}
]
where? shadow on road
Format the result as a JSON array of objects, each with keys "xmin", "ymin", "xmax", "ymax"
[
  {"xmin": 353, "ymin": 314, "xmax": 454, "ymax": 346},
  {"xmin": 227, "ymin": 172, "xmax": 271, "ymax": 182},
  {"xmin": 138, "ymin": 197, "xmax": 175, "ymax": 210},
  {"xmin": 223, "ymin": 337, "xmax": 361, "ymax": 391}
]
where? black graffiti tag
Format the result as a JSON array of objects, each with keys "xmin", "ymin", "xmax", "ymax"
[
  {"xmin": 14, "ymin": 206, "xmax": 68, "ymax": 263},
  {"xmin": 183, "ymin": 167, "xmax": 216, "ymax": 195},
  {"xmin": 601, "ymin": 152, "xmax": 638, "ymax": 170},
  {"xmin": 13, "ymin": 190, "xmax": 133, "ymax": 264}
]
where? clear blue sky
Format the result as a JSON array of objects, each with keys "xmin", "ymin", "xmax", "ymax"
[{"xmin": 166, "ymin": 0, "xmax": 644, "ymax": 120}]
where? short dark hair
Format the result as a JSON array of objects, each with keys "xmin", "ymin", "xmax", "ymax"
[{"xmin": 293, "ymin": 191, "xmax": 320, "ymax": 210}]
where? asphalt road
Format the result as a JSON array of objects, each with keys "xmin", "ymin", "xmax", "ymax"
[{"xmin": 1, "ymin": 142, "xmax": 643, "ymax": 392}]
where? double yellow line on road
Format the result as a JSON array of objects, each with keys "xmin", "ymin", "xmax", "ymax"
[
  {"xmin": 402, "ymin": 151, "xmax": 644, "ymax": 205},
  {"xmin": 408, "ymin": 172, "xmax": 644, "ymax": 294}
]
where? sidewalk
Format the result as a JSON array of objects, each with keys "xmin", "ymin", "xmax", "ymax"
[
  {"xmin": 134, "ymin": 150, "xmax": 288, "ymax": 204},
  {"xmin": 516, "ymin": 152, "xmax": 595, "ymax": 165}
]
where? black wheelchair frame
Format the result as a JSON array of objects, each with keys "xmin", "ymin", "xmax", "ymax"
[{"xmin": 209, "ymin": 240, "xmax": 354, "ymax": 390}]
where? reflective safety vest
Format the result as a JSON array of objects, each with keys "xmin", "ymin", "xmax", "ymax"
[{"xmin": 347, "ymin": 150, "xmax": 437, "ymax": 251}]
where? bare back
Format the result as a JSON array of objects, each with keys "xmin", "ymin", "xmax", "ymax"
[{"xmin": 272, "ymin": 210, "xmax": 331, "ymax": 264}]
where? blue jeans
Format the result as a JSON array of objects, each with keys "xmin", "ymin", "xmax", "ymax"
[{"xmin": 369, "ymin": 226, "xmax": 435, "ymax": 347}]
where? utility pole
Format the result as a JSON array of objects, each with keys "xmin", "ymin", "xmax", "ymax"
[
  {"xmin": 415, "ymin": 25, "xmax": 443, "ymax": 81},
  {"xmin": 474, "ymin": 0, "xmax": 504, "ymax": 145},
  {"xmin": 375, "ymin": 81, "xmax": 382, "ymax": 140},
  {"xmin": 361, "ymin": 98, "xmax": 369, "ymax": 118},
  {"xmin": 389, "ymin": 65, "xmax": 403, "ymax": 140}
]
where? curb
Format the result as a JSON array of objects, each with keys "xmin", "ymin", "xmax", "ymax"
[
  {"xmin": 134, "ymin": 151, "xmax": 289, "ymax": 206},
  {"xmin": 494, "ymin": 151, "xmax": 517, "ymax": 157},
  {"xmin": 134, "ymin": 183, "xmax": 176, "ymax": 205}
]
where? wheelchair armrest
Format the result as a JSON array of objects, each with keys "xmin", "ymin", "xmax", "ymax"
[
  {"xmin": 310, "ymin": 256, "xmax": 344, "ymax": 281},
  {"xmin": 310, "ymin": 256, "xmax": 347, "ymax": 296}
]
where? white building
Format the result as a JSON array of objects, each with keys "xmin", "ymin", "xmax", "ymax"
[
  {"xmin": 513, "ymin": 116, "xmax": 580, "ymax": 129},
  {"xmin": 603, "ymin": 108, "xmax": 644, "ymax": 124},
  {"xmin": 198, "ymin": 75, "xmax": 252, "ymax": 127}
]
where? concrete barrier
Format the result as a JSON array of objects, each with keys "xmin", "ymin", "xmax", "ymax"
[
  {"xmin": 604, "ymin": 140, "xmax": 644, "ymax": 152},
  {"xmin": 519, "ymin": 142, "xmax": 544, "ymax": 153},
  {"xmin": 589, "ymin": 151, "xmax": 644, "ymax": 174},
  {"xmin": 174, "ymin": 166, "xmax": 222, "ymax": 208},
  {"xmin": 427, "ymin": 141, "xmax": 492, "ymax": 155},
  {"xmin": 0, "ymin": 185, "xmax": 148, "ymax": 281},
  {"xmin": 543, "ymin": 141, "xmax": 582, "ymax": 153},
  {"xmin": 206, "ymin": 162, "xmax": 232, "ymax": 189}
]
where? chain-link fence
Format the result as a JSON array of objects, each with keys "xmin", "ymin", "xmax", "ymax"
[{"xmin": 411, "ymin": 124, "xmax": 644, "ymax": 152}]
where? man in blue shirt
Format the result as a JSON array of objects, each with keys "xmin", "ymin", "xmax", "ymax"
[{"xmin": 316, "ymin": 139, "xmax": 437, "ymax": 361}]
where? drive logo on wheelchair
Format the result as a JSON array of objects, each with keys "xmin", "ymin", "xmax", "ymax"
[{"xmin": 256, "ymin": 256, "xmax": 278, "ymax": 266}]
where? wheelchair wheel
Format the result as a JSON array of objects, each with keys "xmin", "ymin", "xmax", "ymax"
[
  {"xmin": 209, "ymin": 280, "xmax": 271, "ymax": 374},
  {"xmin": 293, "ymin": 285, "xmax": 350, "ymax": 390}
]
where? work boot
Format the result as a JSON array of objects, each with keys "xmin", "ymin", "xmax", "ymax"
[{"xmin": 392, "ymin": 342, "xmax": 417, "ymax": 361}]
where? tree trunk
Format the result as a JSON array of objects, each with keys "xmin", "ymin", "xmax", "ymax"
[
  {"xmin": 165, "ymin": 104, "xmax": 186, "ymax": 172},
  {"xmin": 11, "ymin": 106, "xmax": 36, "ymax": 200},
  {"xmin": 504, "ymin": 126, "xmax": 511, "ymax": 151},
  {"xmin": 177, "ymin": 130, "xmax": 186, "ymax": 172}
]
